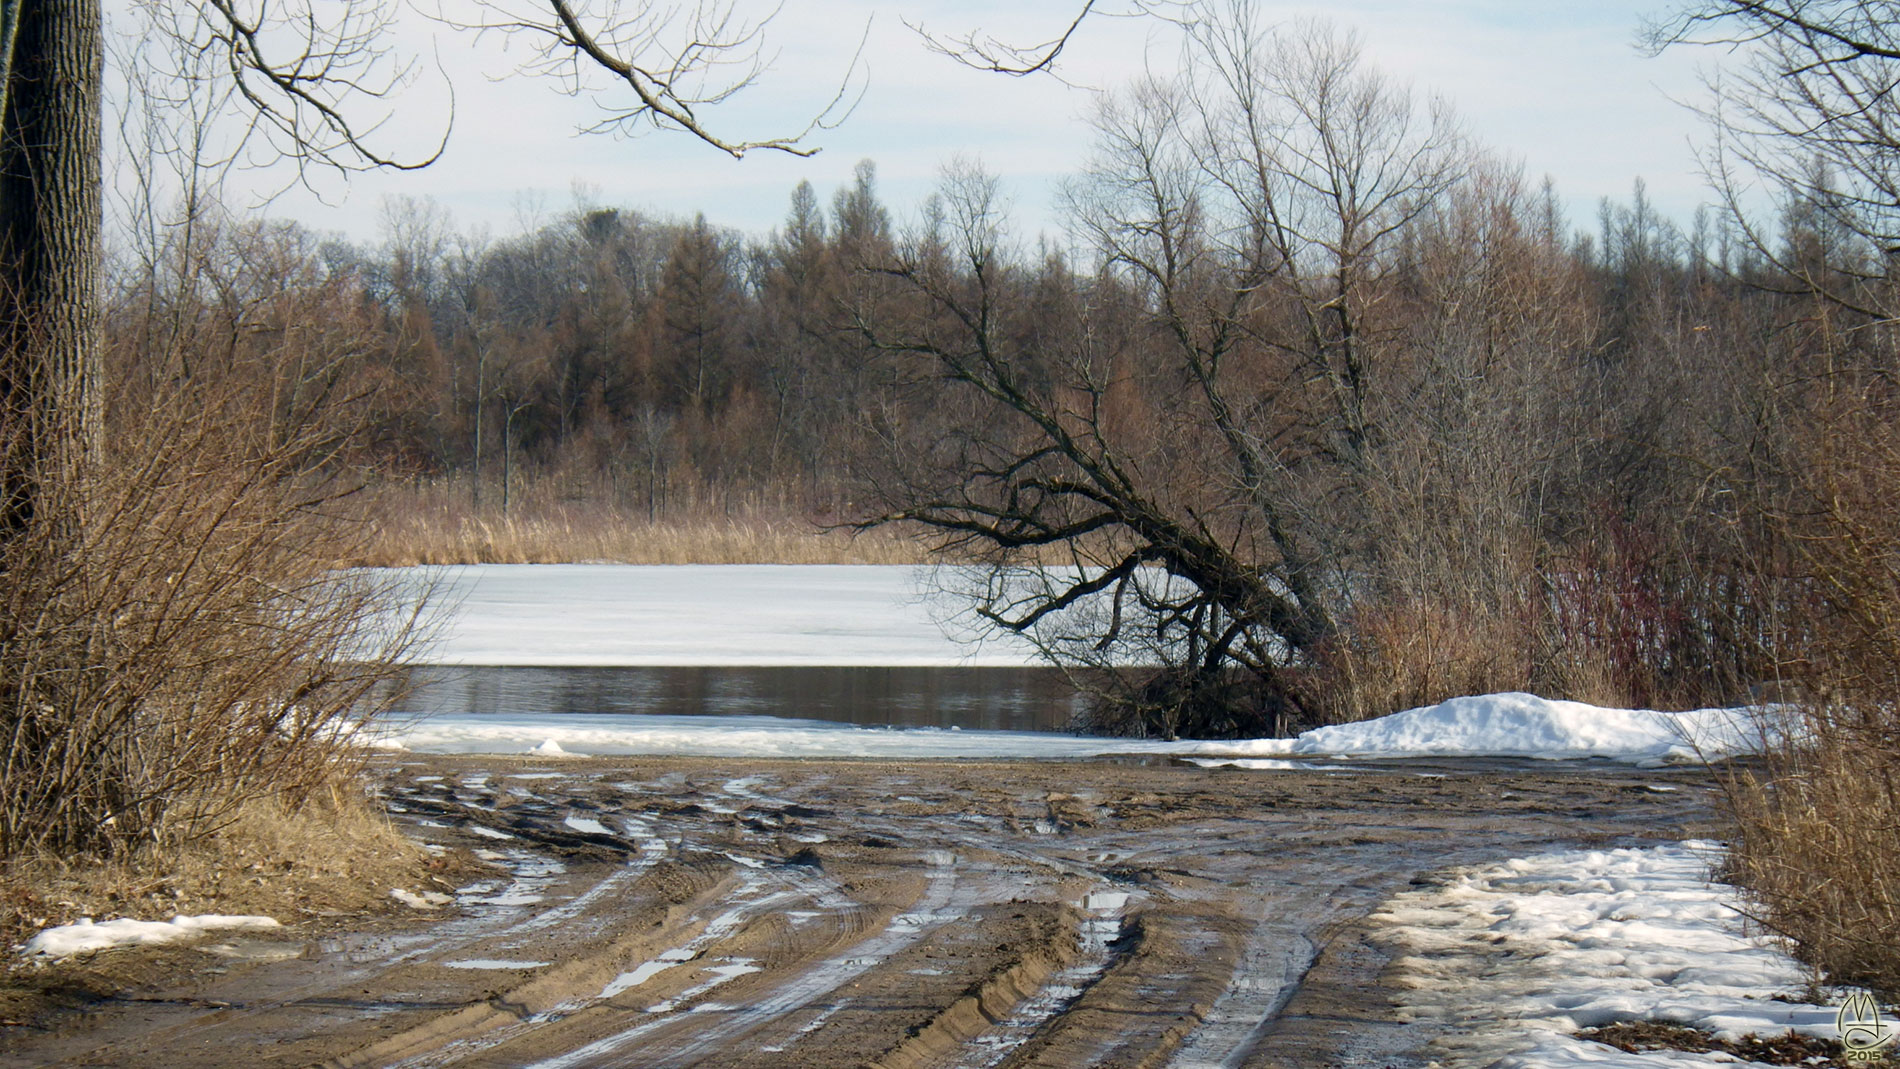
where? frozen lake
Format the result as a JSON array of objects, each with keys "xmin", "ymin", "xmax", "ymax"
[
  {"xmin": 383, "ymin": 564, "xmax": 1087, "ymax": 736},
  {"xmin": 399, "ymin": 664, "xmax": 1087, "ymax": 733},
  {"xmin": 385, "ymin": 564, "xmax": 1044, "ymax": 667}
]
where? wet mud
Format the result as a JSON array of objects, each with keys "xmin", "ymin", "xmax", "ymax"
[{"xmin": 0, "ymin": 754, "xmax": 1725, "ymax": 1068}]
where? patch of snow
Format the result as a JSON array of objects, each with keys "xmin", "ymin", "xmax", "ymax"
[
  {"xmin": 390, "ymin": 888, "xmax": 453, "ymax": 909},
  {"xmin": 21, "ymin": 915, "xmax": 281, "ymax": 959},
  {"xmin": 1373, "ymin": 840, "xmax": 1852, "ymax": 1066}
]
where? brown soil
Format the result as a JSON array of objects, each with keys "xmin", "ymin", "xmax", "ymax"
[{"xmin": 0, "ymin": 754, "xmax": 1725, "ymax": 1068}]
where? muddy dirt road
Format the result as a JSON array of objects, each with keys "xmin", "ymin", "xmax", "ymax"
[{"xmin": 2, "ymin": 755, "xmax": 1723, "ymax": 1068}]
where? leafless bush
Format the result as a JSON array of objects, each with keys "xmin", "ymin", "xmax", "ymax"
[
  {"xmin": 0, "ymin": 361, "xmax": 422, "ymax": 860},
  {"xmin": 1723, "ymin": 355, "xmax": 1900, "ymax": 999}
]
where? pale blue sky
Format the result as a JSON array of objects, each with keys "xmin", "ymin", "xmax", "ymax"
[{"xmin": 111, "ymin": 2, "xmax": 1722, "ymax": 247}]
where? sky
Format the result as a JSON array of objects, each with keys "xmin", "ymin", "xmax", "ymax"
[{"xmin": 104, "ymin": 1, "xmax": 1723, "ymax": 249}]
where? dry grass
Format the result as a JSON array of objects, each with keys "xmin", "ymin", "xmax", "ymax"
[
  {"xmin": 1723, "ymin": 723, "xmax": 1900, "ymax": 1001},
  {"xmin": 1721, "ymin": 357, "xmax": 1900, "ymax": 1001},
  {"xmin": 350, "ymin": 483, "xmax": 931, "ymax": 566},
  {"xmin": 0, "ymin": 372, "xmax": 422, "ymax": 858},
  {"xmin": 0, "ymin": 790, "xmax": 445, "ymax": 953}
]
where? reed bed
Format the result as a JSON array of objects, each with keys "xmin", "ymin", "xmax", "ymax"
[{"xmin": 350, "ymin": 481, "xmax": 931, "ymax": 566}]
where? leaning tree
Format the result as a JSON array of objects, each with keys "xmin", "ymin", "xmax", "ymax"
[{"xmin": 854, "ymin": 10, "xmax": 1467, "ymax": 738}]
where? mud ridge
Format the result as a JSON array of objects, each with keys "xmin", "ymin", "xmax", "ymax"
[{"xmin": 868, "ymin": 903, "xmax": 1083, "ymax": 1069}]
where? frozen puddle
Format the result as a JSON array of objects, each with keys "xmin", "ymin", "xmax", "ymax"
[
  {"xmin": 1371, "ymin": 841, "xmax": 1841, "ymax": 1067},
  {"xmin": 600, "ymin": 949, "xmax": 697, "ymax": 1000},
  {"xmin": 562, "ymin": 814, "xmax": 612, "ymax": 836},
  {"xmin": 645, "ymin": 959, "xmax": 762, "ymax": 1013},
  {"xmin": 444, "ymin": 958, "xmax": 550, "ymax": 970}
]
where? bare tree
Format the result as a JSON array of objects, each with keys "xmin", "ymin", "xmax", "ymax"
[
  {"xmin": 854, "ymin": 11, "xmax": 1468, "ymax": 737},
  {"xmin": 1648, "ymin": 0, "xmax": 1900, "ymax": 316}
]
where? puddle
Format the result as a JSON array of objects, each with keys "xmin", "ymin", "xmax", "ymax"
[{"xmin": 201, "ymin": 940, "xmax": 305, "ymax": 963}]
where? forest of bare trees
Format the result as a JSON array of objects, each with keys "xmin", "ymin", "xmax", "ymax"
[{"xmin": 102, "ymin": 15, "xmax": 1831, "ymax": 742}]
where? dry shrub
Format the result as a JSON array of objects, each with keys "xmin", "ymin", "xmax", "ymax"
[
  {"xmin": 0, "ymin": 369, "xmax": 422, "ymax": 860},
  {"xmin": 1726, "ymin": 351, "xmax": 1900, "ymax": 999},
  {"xmin": 1309, "ymin": 598, "xmax": 1534, "ymax": 725},
  {"xmin": 1725, "ymin": 727, "xmax": 1900, "ymax": 1000}
]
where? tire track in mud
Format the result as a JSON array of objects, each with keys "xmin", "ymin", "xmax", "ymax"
[
  {"xmin": 518, "ymin": 850, "xmax": 962, "ymax": 1068},
  {"xmin": 11, "ymin": 824, "xmax": 660, "ymax": 1067},
  {"xmin": 2, "ymin": 757, "xmax": 1725, "ymax": 1069}
]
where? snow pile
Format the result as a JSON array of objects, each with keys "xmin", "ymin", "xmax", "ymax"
[
  {"xmin": 382, "ymin": 564, "xmax": 1045, "ymax": 667},
  {"xmin": 1190, "ymin": 693, "xmax": 1775, "ymax": 767},
  {"xmin": 1374, "ymin": 841, "xmax": 1844, "ymax": 1066},
  {"xmin": 21, "ymin": 914, "xmax": 282, "ymax": 959}
]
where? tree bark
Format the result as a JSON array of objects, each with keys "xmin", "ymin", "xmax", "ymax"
[{"xmin": 0, "ymin": 0, "xmax": 102, "ymax": 531}]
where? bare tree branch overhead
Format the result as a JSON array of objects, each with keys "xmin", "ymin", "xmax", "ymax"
[
  {"xmin": 913, "ymin": 1, "xmax": 1102, "ymax": 77},
  {"xmin": 1648, "ymin": 0, "xmax": 1900, "ymax": 315},
  {"xmin": 910, "ymin": 0, "xmax": 1185, "ymax": 81},
  {"xmin": 441, "ymin": 0, "xmax": 865, "ymax": 158},
  {"xmin": 144, "ymin": 0, "xmax": 451, "ymax": 177}
]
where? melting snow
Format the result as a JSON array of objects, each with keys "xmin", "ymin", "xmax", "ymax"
[
  {"xmin": 1375, "ymin": 841, "xmax": 1854, "ymax": 1066},
  {"xmin": 375, "ymin": 692, "xmax": 1775, "ymax": 767},
  {"xmin": 21, "ymin": 915, "xmax": 281, "ymax": 959}
]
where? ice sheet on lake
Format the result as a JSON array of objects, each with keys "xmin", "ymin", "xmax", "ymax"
[{"xmin": 382, "ymin": 564, "xmax": 1043, "ymax": 667}]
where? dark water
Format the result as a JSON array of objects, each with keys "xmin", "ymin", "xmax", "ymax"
[{"xmin": 397, "ymin": 665, "xmax": 1087, "ymax": 733}]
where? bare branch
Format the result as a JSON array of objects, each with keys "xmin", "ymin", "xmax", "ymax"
[{"xmin": 442, "ymin": 0, "xmax": 866, "ymax": 159}]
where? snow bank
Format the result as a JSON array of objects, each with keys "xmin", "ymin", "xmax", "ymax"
[
  {"xmin": 21, "ymin": 914, "xmax": 281, "ymax": 959},
  {"xmin": 382, "ymin": 564, "xmax": 1044, "ymax": 667},
  {"xmin": 1375, "ymin": 841, "xmax": 1848, "ymax": 1066},
  {"xmin": 1274, "ymin": 692, "xmax": 1775, "ymax": 767},
  {"xmin": 375, "ymin": 693, "xmax": 1775, "ymax": 765}
]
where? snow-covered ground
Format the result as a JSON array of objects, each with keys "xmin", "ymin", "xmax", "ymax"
[
  {"xmin": 375, "ymin": 693, "xmax": 1770, "ymax": 766},
  {"xmin": 383, "ymin": 564, "xmax": 1043, "ymax": 667},
  {"xmin": 1374, "ymin": 841, "xmax": 1861, "ymax": 1067}
]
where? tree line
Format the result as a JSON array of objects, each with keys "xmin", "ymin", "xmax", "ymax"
[{"xmin": 106, "ymin": 23, "xmax": 1843, "ymax": 737}]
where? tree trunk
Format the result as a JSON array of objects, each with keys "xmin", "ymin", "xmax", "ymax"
[{"xmin": 0, "ymin": 0, "xmax": 103, "ymax": 532}]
